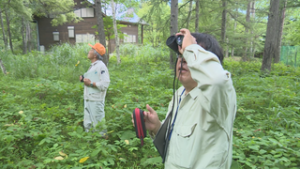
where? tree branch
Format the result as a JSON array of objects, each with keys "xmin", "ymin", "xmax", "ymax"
[{"xmin": 228, "ymin": 11, "xmax": 251, "ymax": 29}]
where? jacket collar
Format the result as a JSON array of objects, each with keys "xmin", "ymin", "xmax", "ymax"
[
  {"xmin": 91, "ymin": 60, "xmax": 100, "ymax": 66},
  {"xmin": 188, "ymin": 87, "xmax": 201, "ymax": 100},
  {"xmin": 177, "ymin": 86, "xmax": 200, "ymax": 100}
]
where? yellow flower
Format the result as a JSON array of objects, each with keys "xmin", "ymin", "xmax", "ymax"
[
  {"xmin": 59, "ymin": 151, "xmax": 68, "ymax": 157},
  {"xmin": 124, "ymin": 140, "xmax": 129, "ymax": 145},
  {"xmin": 19, "ymin": 111, "xmax": 24, "ymax": 115},
  {"xmin": 252, "ymin": 136, "xmax": 255, "ymax": 139},
  {"xmin": 75, "ymin": 61, "xmax": 80, "ymax": 67},
  {"xmin": 124, "ymin": 104, "xmax": 127, "ymax": 108},
  {"xmin": 79, "ymin": 157, "xmax": 89, "ymax": 163},
  {"xmin": 54, "ymin": 156, "xmax": 64, "ymax": 160}
]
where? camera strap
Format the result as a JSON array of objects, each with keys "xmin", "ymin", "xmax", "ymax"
[
  {"xmin": 168, "ymin": 88, "xmax": 185, "ymax": 140},
  {"xmin": 133, "ymin": 108, "xmax": 147, "ymax": 146}
]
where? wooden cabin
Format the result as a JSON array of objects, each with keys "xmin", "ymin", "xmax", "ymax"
[{"xmin": 34, "ymin": 0, "xmax": 146, "ymax": 53}]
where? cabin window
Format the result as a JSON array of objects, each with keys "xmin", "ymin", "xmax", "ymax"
[
  {"xmin": 53, "ymin": 32, "xmax": 59, "ymax": 41},
  {"xmin": 81, "ymin": 8, "xmax": 87, "ymax": 17},
  {"xmin": 132, "ymin": 35, "xmax": 136, "ymax": 42},
  {"xmin": 74, "ymin": 8, "xmax": 94, "ymax": 18},
  {"xmin": 76, "ymin": 34, "xmax": 95, "ymax": 43},
  {"xmin": 86, "ymin": 8, "xmax": 94, "ymax": 17},
  {"xmin": 74, "ymin": 9, "xmax": 81, "ymax": 17},
  {"xmin": 68, "ymin": 26, "xmax": 75, "ymax": 38},
  {"xmin": 123, "ymin": 33, "xmax": 136, "ymax": 43}
]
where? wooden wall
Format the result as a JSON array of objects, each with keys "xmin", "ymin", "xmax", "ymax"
[
  {"xmin": 37, "ymin": 17, "xmax": 98, "ymax": 50},
  {"xmin": 108, "ymin": 23, "xmax": 139, "ymax": 54},
  {"xmin": 37, "ymin": 0, "xmax": 140, "ymax": 52}
]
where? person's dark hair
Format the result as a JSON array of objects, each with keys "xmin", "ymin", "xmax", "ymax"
[{"xmin": 191, "ymin": 33, "xmax": 224, "ymax": 64}]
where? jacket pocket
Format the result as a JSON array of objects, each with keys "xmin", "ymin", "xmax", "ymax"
[
  {"xmin": 171, "ymin": 123, "xmax": 197, "ymax": 168},
  {"xmin": 89, "ymin": 93, "xmax": 103, "ymax": 100},
  {"xmin": 177, "ymin": 124, "xmax": 197, "ymax": 137}
]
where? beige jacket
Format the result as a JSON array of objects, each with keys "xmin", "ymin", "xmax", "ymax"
[
  {"xmin": 84, "ymin": 60, "xmax": 110, "ymax": 102},
  {"xmin": 164, "ymin": 44, "xmax": 237, "ymax": 169}
]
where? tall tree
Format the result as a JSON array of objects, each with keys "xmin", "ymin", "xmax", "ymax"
[
  {"xmin": 282, "ymin": 3, "xmax": 300, "ymax": 46},
  {"xmin": 231, "ymin": 5, "xmax": 238, "ymax": 57},
  {"xmin": 111, "ymin": 0, "xmax": 120, "ymax": 64},
  {"xmin": 95, "ymin": 0, "xmax": 108, "ymax": 65},
  {"xmin": 5, "ymin": 9, "xmax": 13, "ymax": 53},
  {"xmin": 274, "ymin": 0, "xmax": 287, "ymax": 63},
  {"xmin": 242, "ymin": 1, "xmax": 251, "ymax": 61},
  {"xmin": 20, "ymin": 19, "xmax": 31, "ymax": 54},
  {"xmin": 250, "ymin": 1, "xmax": 256, "ymax": 58},
  {"xmin": 221, "ymin": 0, "xmax": 227, "ymax": 57},
  {"xmin": 21, "ymin": 17, "xmax": 27, "ymax": 54},
  {"xmin": 186, "ymin": 0, "xmax": 193, "ymax": 29},
  {"xmin": 170, "ymin": 0, "xmax": 178, "ymax": 68},
  {"xmin": 137, "ymin": 1, "xmax": 170, "ymax": 46},
  {"xmin": 26, "ymin": 22, "xmax": 31, "ymax": 52},
  {"xmin": 0, "ymin": 8, "xmax": 7, "ymax": 50},
  {"xmin": 261, "ymin": 0, "xmax": 281, "ymax": 72},
  {"xmin": 195, "ymin": 0, "xmax": 200, "ymax": 33},
  {"xmin": 0, "ymin": 58, "xmax": 6, "ymax": 75}
]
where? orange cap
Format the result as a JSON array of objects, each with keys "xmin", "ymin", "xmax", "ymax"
[{"xmin": 88, "ymin": 43, "xmax": 106, "ymax": 56}]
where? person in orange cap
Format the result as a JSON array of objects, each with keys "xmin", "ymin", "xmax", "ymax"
[{"xmin": 79, "ymin": 43, "xmax": 110, "ymax": 137}]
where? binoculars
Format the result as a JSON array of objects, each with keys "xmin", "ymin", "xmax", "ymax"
[{"xmin": 166, "ymin": 35, "xmax": 184, "ymax": 55}]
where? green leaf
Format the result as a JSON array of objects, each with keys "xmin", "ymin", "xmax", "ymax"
[
  {"xmin": 91, "ymin": 149, "xmax": 101, "ymax": 157},
  {"xmin": 248, "ymin": 145, "xmax": 259, "ymax": 151},
  {"xmin": 259, "ymin": 149, "xmax": 267, "ymax": 155}
]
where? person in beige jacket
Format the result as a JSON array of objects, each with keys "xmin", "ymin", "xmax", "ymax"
[
  {"xmin": 134, "ymin": 29, "xmax": 237, "ymax": 168},
  {"xmin": 80, "ymin": 43, "xmax": 110, "ymax": 136}
]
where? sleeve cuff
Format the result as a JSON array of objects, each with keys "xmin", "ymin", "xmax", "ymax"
[
  {"xmin": 183, "ymin": 44, "xmax": 220, "ymax": 64},
  {"xmin": 184, "ymin": 44, "xmax": 206, "ymax": 54}
]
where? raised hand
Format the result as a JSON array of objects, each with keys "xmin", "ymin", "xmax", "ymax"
[{"xmin": 132, "ymin": 104, "xmax": 161, "ymax": 135}]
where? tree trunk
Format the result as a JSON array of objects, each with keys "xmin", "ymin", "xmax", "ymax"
[
  {"xmin": 242, "ymin": 1, "xmax": 251, "ymax": 61},
  {"xmin": 250, "ymin": 1, "xmax": 256, "ymax": 58},
  {"xmin": 27, "ymin": 22, "xmax": 31, "ymax": 52},
  {"xmin": 261, "ymin": 0, "xmax": 281, "ymax": 72},
  {"xmin": 169, "ymin": 0, "xmax": 178, "ymax": 68},
  {"xmin": 141, "ymin": 25, "xmax": 143, "ymax": 44},
  {"xmin": 231, "ymin": 6, "xmax": 237, "ymax": 57},
  {"xmin": 22, "ymin": 17, "xmax": 27, "ymax": 54},
  {"xmin": 106, "ymin": 36, "xmax": 110, "ymax": 60},
  {"xmin": 0, "ymin": 58, "xmax": 7, "ymax": 75},
  {"xmin": 221, "ymin": 0, "xmax": 227, "ymax": 56},
  {"xmin": 95, "ymin": 0, "xmax": 108, "ymax": 66},
  {"xmin": 225, "ymin": 38, "xmax": 229, "ymax": 57},
  {"xmin": 5, "ymin": 10, "xmax": 13, "ymax": 53},
  {"xmin": 195, "ymin": 0, "xmax": 200, "ymax": 33},
  {"xmin": 0, "ymin": 8, "xmax": 8, "ymax": 50},
  {"xmin": 111, "ymin": 0, "xmax": 120, "ymax": 64},
  {"xmin": 274, "ymin": 0, "xmax": 287, "ymax": 63},
  {"xmin": 186, "ymin": 0, "xmax": 193, "ymax": 29}
]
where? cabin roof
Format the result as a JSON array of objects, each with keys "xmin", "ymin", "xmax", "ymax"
[{"xmin": 87, "ymin": 0, "xmax": 147, "ymax": 25}]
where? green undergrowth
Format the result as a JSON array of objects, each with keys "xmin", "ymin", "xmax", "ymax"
[{"xmin": 0, "ymin": 44, "xmax": 300, "ymax": 168}]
